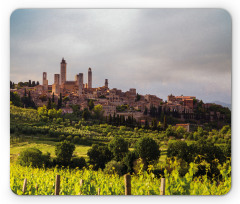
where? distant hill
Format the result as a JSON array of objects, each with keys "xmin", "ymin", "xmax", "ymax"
[{"xmin": 209, "ymin": 101, "xmax": 231, "ymax": 110}]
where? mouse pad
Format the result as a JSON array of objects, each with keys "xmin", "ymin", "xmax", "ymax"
[{"xmin": 10, "ymin": 8, "xmax": 231, "ymax": 195}]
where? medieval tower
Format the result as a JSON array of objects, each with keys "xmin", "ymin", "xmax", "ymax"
[
  {"xmin": 88, "ymin": 67, "xmax": 92, "ymax": 88},
  {"xmin": 60, "ymin": 58, "xmax": 67, "ymax": 85},
  {"xmin": 42, "ymin": 72, "xmax": 48, "ymax": 91},
  {"xmin": 78, "ymin": 73, "xmax": 84, "ymax": 97},
  {"xmin": 105, "ymin": 79, "xmax": 108, "ymax": 88},
  {"xmin": 52, "ymin": 74, "xmax": 60, "ymax": 95}
]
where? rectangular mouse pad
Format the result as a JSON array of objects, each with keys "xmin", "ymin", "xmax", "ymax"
[{"xmin": 10, "ymin": 8, "xmax": 231, "ymax": 195}]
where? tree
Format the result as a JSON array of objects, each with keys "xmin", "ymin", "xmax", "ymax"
[
  {"xmin": 17, "ymin": 148, "xmax": 50, "ymax": 168},
  {"xmin": 163, "ymin": 115, "xmax": 167, "ymax": 130},
  {"xmin": 93, "ymin": 104, "xmax": 104, "ymax": 119},
  {"xmin": 123, "ymin": 151, "xmax": 138, "ymax": 173},
  {"xmin": 144, "ymin": 107, "xmax": 148, "ymax": 115},
  {"xmin": 165, "ymin": 125, "xmax": 175, "ymax": 137},
  {"xmin": 176, "ymin": 126, "xmax": 186, "ymax": 139},
  {"xmin": 47, "ymin": 98, "xmax": 52, "ymax": 109},
  {"xmin": 10, "ymin": 92, "xmax": 22, "ymax": 107},
  {"xmin": 88, "ymin": 99, "xmax": 94, "ymax": 111},
  {"xmin": 82, "ymin": 108, "xmax": 90, "ymax": 120},
  {"xmin": 57, "ymin": 93, "xmax": 63, "ymax": 109},
  {"xmin": 55, "ymin": 140, "xmax": 75, "ymax": 166},
  {"xmin": 136, "ymin": 93, "xmax": 141, "ymax": 101},
  {"xmin": 167, "ymin": 141, "xmax": 191, "ymax": 163},
  {"xmin": 87, "ymin": 144, "xmax": 113, "ymax": 170},
  {"xmin": 37, "ymin": 105, "xmax": 48, "ymax": 117},
  {"xmin": 108, "ymin": 137, "xmax": 129, "ymax": 161},
  {"xmin": 52, "ymin": 92, "xmax": 55, "ymax": 103},
  {"xmin": 135, "ymin": 136, "xmax": 160, "ymax": 165}
]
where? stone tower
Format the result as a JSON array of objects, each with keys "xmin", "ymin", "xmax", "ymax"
[
  {"xmin": 42, "ymin": 72, "xmax": 48, "ymax": 91},
  {"xmin": 105, "ymin": 79, "xmax": 108, "ymax": 88},
  {"xmin": 88, "ymin": 67, "xmax": 92, "ymax": 89},
  {"xmin": 78, "ymin": 73, "xmax": 84, "ymax": 97},
  {"xmin": 60, "ymin": 58, "xmax": 67, "ymax": 85},
  {"xmin": 52, "ymin": 74, "xmax": 60, "ymax": 95},
  {"xmin": 75, "ymin": 74, "xmax": 79, "ymax": 86}
]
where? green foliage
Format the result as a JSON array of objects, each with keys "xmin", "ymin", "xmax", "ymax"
[
  {"xmin": 116, "ymin": 105, "xmax": 129, "ymax": 112},
  {"xmin": 135, "ymin": 136, "xmax": 160, "ymax": 165},
  {"xmin": 82, "ymin": 108, "xmax": 91, "ymax": 120},
  {"xmin": 88, "ymin": 99, "xmax": 94, "ymax": 111},
  {"xmin": 176, "ymin": 126, "xmax": 186, "ymax": 138},
  {"xmin": 73, "ymin": 136, "xmax": 80, "ymax": 143},
  {"xmin": 10, "ymin": 158, "xmax": 231, "ymax": 195},
  {"xmin": 10, "ymin": 92, "xmax": 22, "ymax": 107},
  {"xmin": 55, "ymin": 141, "xmax": 75, "ymax": 166},
  {"xmin": 17, "ymin": 148, "xmax": 50, "ymax": 168},
  {"xmin": 70, "ymin": 157, "xmax": 86, "ymax": 169},
  {"xmin": 167, "ymin": 141, "xmax": 191, "ymax": 163},
  {"xmin": 104, "ymin": 160, "xmax": 124, "ymax": 175},
  {"xmin": 87, "ymin": 144, "xmax": 113, "ymax": 170},
  {"xmin": 93, "ymin": 104, "xmax": 104, "ymax": 119},
  {"xmin": 122, "ymin": 151, "xmax": 138, "ymax": 173},
  {"xmin": 108, "ymin": 137, "xmax": 129, "ymax": 161},
  {"xmin": 165, "ymin": 125, "xmax": 176, "ymax": 137}
]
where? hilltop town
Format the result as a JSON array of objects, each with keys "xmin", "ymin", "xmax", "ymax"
[{"xmin": 10, "ymin": 58, "xmax": 231, "ymax": 130}]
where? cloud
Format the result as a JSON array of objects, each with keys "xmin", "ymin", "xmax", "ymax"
[{"xmin": 10, "ymin": 9, "xmax": 232, "ymax": 104}]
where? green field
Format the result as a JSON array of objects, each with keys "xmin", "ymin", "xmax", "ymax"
[
  {"xmin": 10, "ymin": 138, "xmax": 91, "ymax": 163},
  {"xmin": 10, "ymin": 135, "xmax": 168, "ymax": 166}
]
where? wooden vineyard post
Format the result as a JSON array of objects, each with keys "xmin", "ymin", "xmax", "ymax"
[
  {"xmin": 160, "ymin": 178, "xmax": 165, "ymax": 195},
  {"xmin": 97, "ymin": 188, "xmax": 100, "ymax": 195},
  {"xmin": 22, "ymin": 178, "xmax": 27, "ymax": 194},
  {"xmin": 55, "ymin": 175, "xmax": 60, "ymax": 195},
  {"xmin": 79, "ymin": 179, "xmax": 84, "ymax": 195},
  {"xmin": 124, "ymin": 174, "xmax": 131, "ymax": 195},
  {"xmin": 35, "ymin": 184, "xmax": 38, "ymax": 193}
]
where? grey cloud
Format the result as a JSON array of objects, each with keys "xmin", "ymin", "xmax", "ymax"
[{"xmin": 10, "ymin": 9, "xmax": 231, "ymax": 104}]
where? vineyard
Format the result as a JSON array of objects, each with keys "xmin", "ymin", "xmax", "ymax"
[
  {"xmin": 10, "ymin": 159, "xmax": 231, "ymax": 195},
  {"xmin": 10, "ymin": 104, "xmax": 231, "ymax": 195}
]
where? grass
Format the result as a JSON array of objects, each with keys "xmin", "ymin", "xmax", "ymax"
[{"xmin": 10, "ymin": 139, "xmax": 91, "ymax": 163}]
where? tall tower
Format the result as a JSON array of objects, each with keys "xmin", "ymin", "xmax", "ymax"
[
  {"xmin": 78, "ymin": 73, "xmax": 84, "ymax": 97},
  {"xmin": 42, "ymin": 72, "xmax": 48, "ymax": 91},
  {"xmin": 88, "ymin": 67, "xmax": 92, "ymax": 89},
  {"xmin": 60, "ymin": 58, "xmax": 67, "ymax": 85},
  {"xmin": 105, "ymin": 79, "xmax": 108, "ymax": 88},
  {"xmin": 52, "ymin": 74, "xmax": 60, "ymax": 95}
]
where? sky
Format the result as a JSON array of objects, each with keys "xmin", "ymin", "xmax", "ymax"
[{"xmin": 10, "ymin": 9, "xmax": 232, "ymax": 104}]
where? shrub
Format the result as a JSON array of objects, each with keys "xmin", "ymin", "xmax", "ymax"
[
  {"xmin": 59, "ymin": 135, "xmax": 65, "ymax": 141},
  {"xmin": 70, "ymin": 157, "xmax": 86, "ymax": 169},
  {"xmin": 122, "ymin": 151, "xmax": 138, "ymax": 173},
  {"xmin": 73, "ymin": 136, "xmax": 80, "ymax": 144},
  {"xmin": 66, "ymin": 135, "xmax": 73, "ymax": 141},
  {"xmin": 17, "ymin": 148, "xmax": 50, "ymax": 168},
  {"xmin": 104, "ymin": 160, "xmax": 124, "ymax": 175}
]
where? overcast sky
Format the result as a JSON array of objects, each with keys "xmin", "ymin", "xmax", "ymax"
[{"xmin": 10, "ymin": 9, "xmax": 232, "ymax": 104}]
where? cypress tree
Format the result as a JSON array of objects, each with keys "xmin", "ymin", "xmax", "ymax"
[{"xmin": 52, "ymin": 92, "xmax": 55, "ymax": 103}]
